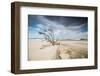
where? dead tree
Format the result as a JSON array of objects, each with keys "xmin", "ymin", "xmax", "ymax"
[{"xmin": 38, "ymin": 25, "xmax": 57, "ymax": 45}]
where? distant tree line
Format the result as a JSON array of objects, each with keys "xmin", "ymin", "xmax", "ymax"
[{"xmin": 80, "ymin": 38, "xmax": 87, "ymax": 40}]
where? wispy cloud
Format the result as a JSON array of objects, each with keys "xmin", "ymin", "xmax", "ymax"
[{"xmin": 28, "ymin": 15, "xmax": 88, "ymax": 40}]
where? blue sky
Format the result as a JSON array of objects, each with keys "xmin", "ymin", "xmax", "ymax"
[{"xmin": 28, "ymin": 15, "xmax": 88, "ymax": 40}]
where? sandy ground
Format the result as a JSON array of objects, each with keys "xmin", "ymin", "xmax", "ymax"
[
  {"xmin": 28, "ymin": 39, "xmax": 88, "ymax": 61},
  {"xmin": 58, "ymin": 41, "xmax": 88, "ymax": 59}
]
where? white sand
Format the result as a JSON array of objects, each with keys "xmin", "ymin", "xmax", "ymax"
[
  {"xmin": 28, "ymin": 39, "xmax": 88, "ymax": 60},
  {"xmin": 28, "ymin": 39, "xmax": 58, "ymax": 60}
]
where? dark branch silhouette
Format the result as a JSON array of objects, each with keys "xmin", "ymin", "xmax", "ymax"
[{"xmin": 38, "ymin": 25, "xmax": 57, "ymax": 45}]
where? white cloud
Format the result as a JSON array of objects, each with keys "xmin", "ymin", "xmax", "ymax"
[
  {"xmin": 54, "ymin": 29, "xmax": 87, "ymax": 40},
  {"xmin": 37, "ymin": 16, "xmax": 66, "ymax": 30},
  {"xmin": 30, "ymin": 16, "xmax": 88, "ymax": 40}
]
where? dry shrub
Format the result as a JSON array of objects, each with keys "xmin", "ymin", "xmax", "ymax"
[{"xmin": 58, "ymin": 44, "xmax": 88, "ymax": 59}]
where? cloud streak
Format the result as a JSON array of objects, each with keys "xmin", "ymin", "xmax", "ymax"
[{"xmin": 28, "ymin": 15, "xmax": 88, "ymax": 40}]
